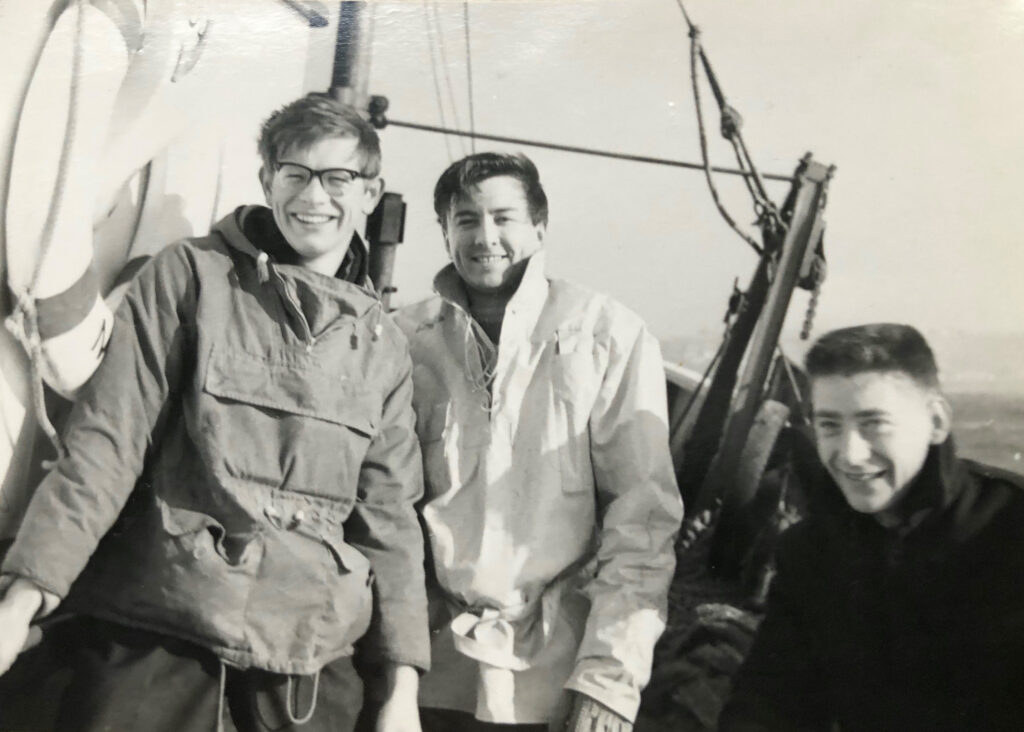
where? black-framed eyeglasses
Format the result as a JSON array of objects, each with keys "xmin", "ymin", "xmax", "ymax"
[{"xmin": 274, "ymin": 161, "xmax": 364, "ymax": 196}]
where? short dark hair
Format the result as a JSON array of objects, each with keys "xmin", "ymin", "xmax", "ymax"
[
  {"xmin": 433, "ymin": 152, "xmax": 548, "ymax": 229},
  {"xmin": 805, "ymin": 323, "xmax": 940, "ymax": 390},
  {"xmin": 257, "ymin": 94, "xmax": 381, "ymax": 178}
]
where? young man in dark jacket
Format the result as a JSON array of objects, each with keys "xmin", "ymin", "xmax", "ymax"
[
  {"xmin": 719, "ymin": 323, "xmax": 1024, "ymax": 732},
  {"xmin": 0, "ymin": 94, "xmax": 429, "ymax": 732}
]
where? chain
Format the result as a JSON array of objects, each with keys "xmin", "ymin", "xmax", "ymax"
[{"xmin": 800, "ymin": 274, "xmax": 821, "ymax": 341}]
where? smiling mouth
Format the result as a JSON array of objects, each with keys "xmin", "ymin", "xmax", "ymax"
[
  {"xmin": 292, "ymin": 213, "xmax": 336, "ymax": 225},
  {"xmin": 839, "ymin": 469, "xmax": 886, "ymax": 483},
  {"xmin": 471, "ymin": 254, "xmax": 507, "ymax": 264}
]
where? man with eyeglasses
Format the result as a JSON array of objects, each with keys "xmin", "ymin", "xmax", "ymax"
[{"xmin": 0, "ymin": 94, "xmax": 428, "ymax": 732}]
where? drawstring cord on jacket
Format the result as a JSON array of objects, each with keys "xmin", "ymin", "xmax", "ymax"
[
  {"xmin": 461, "ymin": 313, "xmax": 498, "ymax": 407},
  {"xmin": 254, "ymin": 670, "xmax": 321, "ymax": 728},
  {"xmin": 215, "ymin": 660, "xmax": 227, "ymax": 732},
  {"xmin": 287, "ymin": 671, "xmax": 320, "ymax": 725}
]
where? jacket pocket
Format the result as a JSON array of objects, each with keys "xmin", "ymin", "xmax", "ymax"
[
  {"xmin": 201, "ymin": 345, "xmax": 381, "ymax": 500},
  {"xmin": 142, "ymin": 500, "xmax": 262, "ymax": 648},
  {"xmin": 160, "ymin": 501, "xmax": 263, "ymax": 569},
  {"xmin": 316, "ymin": 533, "xmax": 374, "ymax": 651},
  {"xmin": 551, "ymin": 326, "xmax": 598, "ymax": 405},
  {"xmin": 550, "ymin": 329, "xmax": 597, "ymax": 495}
]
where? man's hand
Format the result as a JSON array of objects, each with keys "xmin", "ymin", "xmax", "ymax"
[
  {"xmin": 0, "ymin": 578, "xmax": 45, "ymax": 676},
  {"xmin": 560, "ymin": 692, "xmax": 632, "ymax": 732},
  {"xmin": 375, "ymin": 662, "xmax": 421, "ymax": 732}
]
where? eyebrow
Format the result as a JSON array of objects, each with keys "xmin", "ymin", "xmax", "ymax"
[{"xmin": 812, "ymin": 408, "xmax": 890, "ymax": 420}]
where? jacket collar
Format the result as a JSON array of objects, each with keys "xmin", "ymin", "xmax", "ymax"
[
  {"xmin": 432, "ymin": 250, "xmax": 550, "ymax": 341},
  {"xmin": 214, "ymin": 206, "xmax": 379, "ymax": 316},
  {"xmin": 814, "ymin": 437, "xmax": 965, "ymax": 535}
]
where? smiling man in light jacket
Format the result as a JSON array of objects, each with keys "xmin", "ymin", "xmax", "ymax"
[{"xmin": 396, "ymin": 152, "xmax": 683, "ymax": 732}]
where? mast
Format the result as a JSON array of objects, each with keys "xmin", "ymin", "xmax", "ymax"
[
  {"xmin": 331, "ymin": 1, "xmax": 372, "ymax": 109},
  {"xmin": 330, "ymin": 1, "xmax": 405, "ymax": 310}
]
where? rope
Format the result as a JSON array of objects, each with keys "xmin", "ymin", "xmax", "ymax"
[
  {"xmin": 215, "ymin": 661, "xmax": 227, "ymax": 732},
  {"xmin": 383, "ymin": 119, "xmax": 794, "ymax": 183},
  {"xmin": 672, "ymin": 0, "xmax": 694, "ymax": 27},
  {"xmin": 688, "ymin": 27, "xmax": 763, "ymax": 256},
  {"xmin": 421, "ymin": 0, "xmax": 455, "ymax": 161},
  {"xmin": 673, "ymin": 0, "xmax": 786, "ymax": 251},
  {"xmin": 29, "ymin": 1, "xmax": 85, "ymax": 289},
  {"xmin": 287, "ymin": 671, "xmax": 320, "ymax": 725},
  {"xmin": 463, "ymin": 2, "xmax": 476, "ymax": 153},
  {"xmin": 430, "ymin": 0, "xmax": 468, "ymax": 157},
  {"xmin": 4, "ymin": 0, "xmax": 89, "ymax": 460},
  {"xmin": 462, "ymin": 316, "xmax": 498, "ymax": 410}
]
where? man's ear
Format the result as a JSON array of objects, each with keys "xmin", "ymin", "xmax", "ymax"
[
  {"xmin": 534, "ymin": 222, "xmax": 547, "ymax": 245},
  {"xmin": 928, "ymin": 395, "xmax": 953, "ymax": 444},
  {"xmin": 360, "ymin": 176, "xmax": 385, "ymax": 215},
  {"xmin": 258, "ymin": 166, "xmax": 272, "ymax": 203},
  {"xmin": 438, "ymin": 216, "xmax": 454, "ymax": 259}
]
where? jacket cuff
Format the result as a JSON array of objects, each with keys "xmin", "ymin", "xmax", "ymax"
[
  {"xmin": 565, "ymin": 658, "xmax": 642, "ymax": 722},
  {"xmin": 0, "ymin": 573, "xmax": 63, "ymax": 620}
]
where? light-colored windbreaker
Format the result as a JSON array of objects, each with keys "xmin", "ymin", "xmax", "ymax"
[
  {"xmin": 1, "ymin": 206, "xmax": 430, "ymax": 675},
  {"xmin": 396, "ymin": 251, "xmax": 683, "ymax": 723}
]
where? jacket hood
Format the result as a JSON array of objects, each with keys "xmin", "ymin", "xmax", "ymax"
[
  {"xmin": 213, "ymin": 205, "xmax": 381, "ymax": 321},
  {"xmin": 214, "ymin": 206, "xmax": 368, "ymax": 279}
]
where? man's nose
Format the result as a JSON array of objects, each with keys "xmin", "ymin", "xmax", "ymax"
[
  {"xmin": 298, "ymin": 174, "xmax": 331, "ymax": 202},
  {"xmin": 475, "ymin": 216, "xmax": 500, "ymax": 245},
  {"xmin": 838, "ymin": 428, "xmax": 872, "ymax": 464}
]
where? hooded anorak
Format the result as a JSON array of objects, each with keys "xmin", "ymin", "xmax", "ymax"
[
  {"xmin": 396, "ymin": 252, "xmax": 683, "ymax": 723},
  {"xmin": 1, "ymin": 206, "xmax": 431, "ymax": 675}
]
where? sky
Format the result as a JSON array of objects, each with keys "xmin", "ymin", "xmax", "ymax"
[
  {"xmin": 2, "ymin": 0, "xmax": 1023, "ymax": 526},
  {"xmin": 343, "ymin": 0, "xmax": 1024, "ymax": 347},
  {"xmin": 6, "ymin": 0, "xmax": 1022, "ymax": 353}
]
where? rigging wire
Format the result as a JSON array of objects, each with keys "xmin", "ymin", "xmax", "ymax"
[
  {"xmin": 672, "ymin": 326, "xmax": 728, "ymax": 438},
  {"xmin": 463, "ymin": 2, "xmax": 476, "ymax": 153},
  {"xmin": 421, "ymin": 0, "xmax": 455, "ymax": 161},
  {"xmin": 688, "ymin": 28, "xmax": 763, "ymax": 255},
  {"xmin": 382, "ymin": 118, "xmax": 794, "ymax": 183},
  {"xmin": 430, "ymin": 0, "xmax": 468, "ymax": 156},
  {"xmin": 673, "ymin": 0, "xmax": 782, "ymax": 236}
]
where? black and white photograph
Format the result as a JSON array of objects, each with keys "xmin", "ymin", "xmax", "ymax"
[{"xmin": 1, "ymin": 1, "xmax": 1022, "ymax": 730}]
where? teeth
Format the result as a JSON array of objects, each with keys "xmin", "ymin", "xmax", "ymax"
[
  {"xmin": 843, "ymin": 471, "xmax": 883, "ymax": 482},
  {"xmin": 473, "ymin": 255, "xmax": 505, "ymax": 263},
  {"xmin": 294, "ymin": 213, "xmax": 332, "ymax": 224}
]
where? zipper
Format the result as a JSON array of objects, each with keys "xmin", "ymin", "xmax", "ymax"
[{"xmin": 268, "ymin": 266, "xmax": 316, "ymax": 351}]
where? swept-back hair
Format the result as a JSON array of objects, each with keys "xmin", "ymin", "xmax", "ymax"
[
  {"xmin": 257, "ymin": 93, "xmax": 381, "ymax": 178},
  {"xmin": 805, "ymin": 323, "xmax": 941, "ymax": 390},
  {"xmin": 433, "ymin": 152, "xmax": 548, "ymax": 228}
]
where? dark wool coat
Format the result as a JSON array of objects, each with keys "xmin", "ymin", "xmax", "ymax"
[{"xmin": 720, "ymin": 438, "xmax": 1024, "ymax": 732}]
